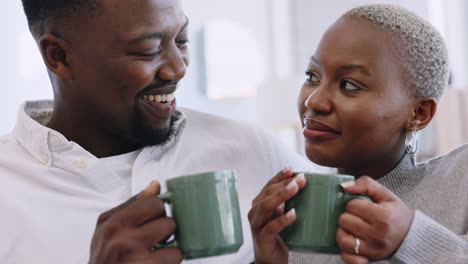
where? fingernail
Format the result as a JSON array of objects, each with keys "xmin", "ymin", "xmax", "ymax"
[
  {"xmin": 295, "ymin": 173, "xmax": 305, "ymax": 182},
  {"xmin": 147, "ymin": 180, "xmax": 157, "ymax": 188},
  {"xmin": 282, "ymin": 166, "xmax": 291, "ymax": 174},
  {"xmin": 286, "ymin": 180, "xmax": 297, "ymax": 191},
  {"xmin": 340, "ymin": 181, "xmax": 355, "ymax": 188},
  {"xmin": 286, "ymin": 208, "xmax": 296, "ymax": 219},
  {"xmin": 145, "ymin": 181, "xmax": 159, "ymax": 193},
  {"xmin": 138, "ymin": 181, "xmax": 157, "ymax": 198}
]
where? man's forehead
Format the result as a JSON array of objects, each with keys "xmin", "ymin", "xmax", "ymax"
[
  {"xmin": 127, "ymin": 16, "xmax": 189, "ymax": 44},
  {"xmin": 94, "ymin": 0, "xmax": 186, "ymax": 40},
  {"xmin": 99, "ymin": 0, "xmax": 185, "ymax": 25},
  {"xmin": 100, "ymin": 0, "xmax": 183, "ymax": 14}
]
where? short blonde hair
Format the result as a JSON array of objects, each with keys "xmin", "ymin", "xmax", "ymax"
[{"xmin": 342, "ymin": 4, "xmax": 449, "ymax": 100}]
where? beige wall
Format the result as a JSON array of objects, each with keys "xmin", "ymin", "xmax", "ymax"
[{"xmin": 430, "ymin": 88, "xmax": 468, "ymax": 156}]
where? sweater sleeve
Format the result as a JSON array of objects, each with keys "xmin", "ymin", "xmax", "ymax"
[{"xmin": 390, "ymin": 210, "xmax": 468, "ymax": 264}]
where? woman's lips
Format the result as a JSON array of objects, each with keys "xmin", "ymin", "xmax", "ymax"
[{"xmin": 303, "ymin": 119, "xmax": 341, "ymax": 140}]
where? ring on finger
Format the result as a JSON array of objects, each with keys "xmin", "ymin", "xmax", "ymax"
[{"xmin": 354, "ymin": 237, "xmax": 360, "ymax": 254}]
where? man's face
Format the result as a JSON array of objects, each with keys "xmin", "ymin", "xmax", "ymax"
[{"xmin": 66, "ymin": 0, "xmax": 189, "ymax": 147}]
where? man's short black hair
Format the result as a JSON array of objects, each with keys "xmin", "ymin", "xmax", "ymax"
[{"xmin": 21, "ymin": 0, "xmax": 100, "ymax": 30}]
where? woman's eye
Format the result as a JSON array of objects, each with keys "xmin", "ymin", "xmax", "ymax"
[
  {"xmin": 339, "ymin": 80, "xmax": 361, "ymax": 91},
  {"xmin": 305, "ymin": 71, "xmax": 319, "ymax": 84}
]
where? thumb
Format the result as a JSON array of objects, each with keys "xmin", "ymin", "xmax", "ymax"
[
  {"xmin": 138, "ymin": 180, "xmax": 161, "ymax": 198},
  {"xmin": 96, "ymin": 180, "xmax": 162, "ymax": 225},
  {"xmin": 340, "ymin": 176, "xmax": 397, "ymax": 203}
]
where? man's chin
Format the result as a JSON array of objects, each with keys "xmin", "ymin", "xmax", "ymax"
[{"xmin": 132, "ymin": 116, "xmax": 177, "ymax": 147}]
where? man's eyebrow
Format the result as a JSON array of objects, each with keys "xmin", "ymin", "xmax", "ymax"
[
  {"xmin": 129, "ymin": 16, "xmax": 189, "ymax": 44},
  {"xmin": 179, "ymin": 16, "xmax": 189, "ymax": 33},
  {"xmin": 310, "ymin": 56, "xmax": 320, "ymax": 66},
  {"xmin": 129, "ymin": 32, "xmax": 164, "ymax": 44}
]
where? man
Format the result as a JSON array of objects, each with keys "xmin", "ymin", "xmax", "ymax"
[{"xmin": 0, "ymin": 0, "xmax": 317, "ymax": 263}]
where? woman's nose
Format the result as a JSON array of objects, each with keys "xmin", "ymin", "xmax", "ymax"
[{"xmin": 304, "ymin": 86, "xmax": 333, "ymax": 114}]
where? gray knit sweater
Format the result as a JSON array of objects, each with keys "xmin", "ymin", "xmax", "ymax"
[{"xmin": 289, "ymin": 144, "xmax": 468, "ymax": 264}]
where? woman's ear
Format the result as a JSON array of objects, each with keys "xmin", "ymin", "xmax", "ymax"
[
  {"xmin": 39, "ymin": 33, "xmax": 74, "ymax": 80},
  {"xmin": 405, "ymin": 98, "xmax": 438, "ymax": 132}
]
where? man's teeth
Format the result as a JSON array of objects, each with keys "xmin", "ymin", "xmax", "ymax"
[{"xmin": 143, "ymin": 93, "xmax": 175, "ymax": 103}]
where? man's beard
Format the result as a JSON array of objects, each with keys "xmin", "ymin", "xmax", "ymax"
[{"xmin": 131, "ymin": 106, "xmax": 178, "ymax": 147}]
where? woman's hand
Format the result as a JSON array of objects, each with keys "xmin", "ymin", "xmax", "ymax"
[
  {"xmin": 337, "ymin": 176, "xmax": 414, "ymax": 264},
  {"xmin": 248, "ymin": 167, "xmax": 307, "ymax": 264}
]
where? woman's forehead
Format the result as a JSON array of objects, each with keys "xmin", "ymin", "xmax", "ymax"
[{"xmin": 312, "ymin": 19, "xmax": 400, "ymax": 74}]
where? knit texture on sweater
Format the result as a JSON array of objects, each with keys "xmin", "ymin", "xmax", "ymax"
[{"xmin": 289, "ymin": 144, "xmax": 468, "ymax": 264}]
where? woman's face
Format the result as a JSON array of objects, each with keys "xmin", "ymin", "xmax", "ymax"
[{"xmin": 298, "ymin": 18, "xmax": 416, "ymax": 171}]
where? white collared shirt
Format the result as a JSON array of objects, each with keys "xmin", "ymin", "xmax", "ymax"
[{"xmin": 0, "ymin": 100, "xmax": 320, "ymax": 264}]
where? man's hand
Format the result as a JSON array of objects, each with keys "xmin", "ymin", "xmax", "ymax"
[
  {"xmin": 337, "ymin": 176, "xmax": 414, "ymax": 264},
  {"xmin": 248, "ymin": 167, "xmax": 307, "ymax": 264},
  {"xmin": 89, "ymin": 181, "xmax": 183, "ymax": 264}
]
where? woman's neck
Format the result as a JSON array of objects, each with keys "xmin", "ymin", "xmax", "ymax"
[{"xmin": 337, "ymin": 147, "xmax": 408, "ymax": 180}]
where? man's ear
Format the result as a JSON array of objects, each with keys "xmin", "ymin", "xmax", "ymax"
[
  {"xmin": 39, "ymin": 33, "xmax": 74, "ymax": 80},
  {"xmin": 405, "ymin": 98, "xmax": 438, "ymax": 132}
]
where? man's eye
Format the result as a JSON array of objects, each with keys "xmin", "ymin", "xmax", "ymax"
[
  {"xmin": 305, "ymin": 71, "xmax": 319, "ymax": 83},
  {"xmin": 138, "ymin": 46, "xmax": 162, "ymax": 57},
  {"xmin": 176, "ymin": 40, "xmax": 189, "ymax": 49},
  {"xmin": 339, "ymin": 80, "xmax": 362, "ymax": 91}
]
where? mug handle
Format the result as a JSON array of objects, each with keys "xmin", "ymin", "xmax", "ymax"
[{"xmin": 152, "ymin": 192, "xmax": 179, "ymax": 249}]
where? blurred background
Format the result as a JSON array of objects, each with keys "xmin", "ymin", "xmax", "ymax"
[{"xmin": 1, "ymin": 0, "xmax": 467, "ymax": 161}]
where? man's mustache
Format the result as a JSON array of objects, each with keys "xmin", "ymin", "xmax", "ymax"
[{"xmin": 137, "ymin": 80, "xmax": 179, "ymax": 96}]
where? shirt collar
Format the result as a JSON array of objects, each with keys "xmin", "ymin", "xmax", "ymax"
[
  {"xmin": 13, "ymin": 100, "xmax": 187, "ymax": 166},
  {"xmin": 14, "ymin": 100, "xmax": 56, "ymax": 166}
]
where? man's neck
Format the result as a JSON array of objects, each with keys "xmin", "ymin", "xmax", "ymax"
[{"xmin": 46, "ymin": 114, "xmax": 142, "ymax": 158}]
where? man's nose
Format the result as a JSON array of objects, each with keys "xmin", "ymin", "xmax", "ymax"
[{"xmin": 157, "ymin": 47, "xmax": 188, "ymax": 80}]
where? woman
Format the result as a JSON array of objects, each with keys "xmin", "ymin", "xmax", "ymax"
[{"xmin": 248, "ymin": 4, "xmax": 468, "ymax": 264}]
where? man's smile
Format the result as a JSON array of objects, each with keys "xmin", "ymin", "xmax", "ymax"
[
  {"xmin": 139, "ymin": 94, "xmax": 176, "ymax": 119},
  {"xmin": 142, "ymin": 93, "xmax": 175, "ymax": 104}
]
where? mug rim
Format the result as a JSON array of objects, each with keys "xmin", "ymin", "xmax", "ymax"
[
  {"xmin": 167, "ymin": 169, "xmax": 237, "ymax": 188},
  {"xmin": 293, "ymin": 172, "xmax": 355, "ymax": 179}
]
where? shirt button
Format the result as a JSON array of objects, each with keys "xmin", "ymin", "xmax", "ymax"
[
  {"xmin": 41, "ymin": 155, "xmax": 50, "ymax": 164},
  {"xmin": 48, "ymin": 135, "xmax": 60, "ymax": 146},
  {"xmin": 76, "ymin": 159, "xmax": 88, "ymax": 169}
]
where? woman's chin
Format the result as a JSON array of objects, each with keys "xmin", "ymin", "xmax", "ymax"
[{"xmin": 305, "ymin": 148, "xmax": 342, "ymax": 168}]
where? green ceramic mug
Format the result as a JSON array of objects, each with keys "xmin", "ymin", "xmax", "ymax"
[
  {"xmin": 281, "ymin": 173, "xmax": 371, "ymax": 254},
  {"xmin": 156, "ymin": 170, "xmax": 243, "ymax": 259}
]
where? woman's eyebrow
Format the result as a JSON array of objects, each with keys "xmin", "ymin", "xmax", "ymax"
[
  {"xmin": 310, "ymin": 56, "xmax": 371, "ymax": 76},
  {"xmin": 337, "ymin": 64, "xmax": 371, "ymax": 76}
]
